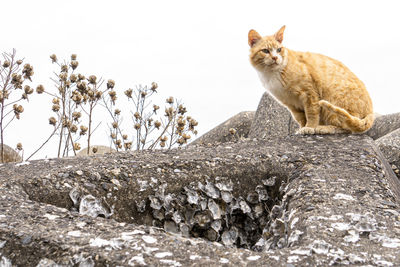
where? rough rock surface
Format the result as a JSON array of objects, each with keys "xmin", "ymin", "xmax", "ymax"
[
  {"xmin": 1, "ymin": 135, "xmax": 400, "ymax": 266},
  {"xmin": 77, "ymin": 145, "xmax": 116, "ymax": 157},
  {"xmin": 366, "ymin": 112, "xmax": 400, "ymax": 140},
  {"xmin": 191, "ymin": 111, "xmax": 255, "ymax": 145},
  {"xmin": 248, "ymin": 92, "xmax": 299, "ymax": 138},
  {"xmin": 376, "ymin": 128, "xmax": 400, "ymax": 179},
  {"xmin": 0, "ymin": 144, "xmax": 21, "ymax": 163}
]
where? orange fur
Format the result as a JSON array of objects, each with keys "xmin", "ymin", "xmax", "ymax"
[{"xmin": 248, "ymin": 26, "xmax": 374, "ymax": 134}]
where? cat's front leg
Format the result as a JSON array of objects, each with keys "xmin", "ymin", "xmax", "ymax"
[
  {"xmin": 287, "ymin": 106, "xmax": 306, "ymax": 127},
  {"xmin": 297, "ymin": 95, "xmax": 320, "ymax": 135}
]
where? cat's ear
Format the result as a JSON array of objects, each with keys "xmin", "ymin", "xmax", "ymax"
[
  {"xmin": 248, "ymin": 29, "xmax": 262, "ymax": 47},
  {"xmin": 274, "ymin": 25, "xmax": 286, "ymax": 43}
]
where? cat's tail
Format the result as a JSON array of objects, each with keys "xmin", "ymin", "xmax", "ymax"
[{"xmin": 318, "ymin": 100, "xmax": 374, "ymax": 133}]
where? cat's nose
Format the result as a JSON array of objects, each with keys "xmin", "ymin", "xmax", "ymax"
[{"xmin": 272, "ymin": 56, "xmax": 278, "ymax": 61}]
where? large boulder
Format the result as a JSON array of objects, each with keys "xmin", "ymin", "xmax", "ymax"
[
  {"xmin": 376, "ymin": 128, "xmax": 400, "ymax": 177},
  {"xmin": 1, "ymin": 134, "xmax": 400, "ymax": 266},
  {"xmin": 366, "ymin": 112, "xmax": 400, "ymax": 140},
  {"xmin": 76, "ymin": 145, "xmax": 116, "ymax": 157},
  {"xmin": 191, "ymin": 111, "xmax": 255, "ymax": 145},
  {"xmin": 248, "ymin": 92, "xmax": 299, "ymax": 139},
  {"xmin": 0, "ymin": 144, "xmax": 21, "ymax": 163}
]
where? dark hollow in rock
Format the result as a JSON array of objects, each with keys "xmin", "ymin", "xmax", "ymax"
[{"xmin": 1, "ymin": 135, "xmax": 400, "ymax": 266}]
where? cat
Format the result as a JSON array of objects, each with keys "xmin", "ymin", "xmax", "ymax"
[{"xmin": 248, "ymin": 26, "xmax": 374, "ymax": 134}]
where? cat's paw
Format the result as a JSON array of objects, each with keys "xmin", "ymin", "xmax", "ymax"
[{"xmin": 296, "ymin": 127, "xmax": 315, "ymax": 135}]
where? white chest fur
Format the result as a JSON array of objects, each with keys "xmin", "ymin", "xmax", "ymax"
[
  {"xmin": 257, "ymin": 71, "xmax": 285, "ymax": 101},
  {"xmin": 257, "ymin": 70, "xmax": 302, "ymax": 110}
]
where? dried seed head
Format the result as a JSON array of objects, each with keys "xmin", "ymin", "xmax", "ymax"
[
  {"xmin": 147, "ymin": 118, "xmax": 153, "ymax": 127},
  {"xmin": 50, "ymin": 54, "xmax": 57, "ymax": 63},
  {"xmin": 151, "ymin": 82, "xmax": 158, "ymax": 91},
  {"xmin": 71, "ymin": 54, "xmax": 77, "ymax": 60},
  {"xmin": 134, "ymin": 112, "xmax": 141, "ymax": 120},
  {"xmin": 165, "ymin": 107, "xmax": 174, "ymax": 118},
  {"xmin": 70, "ymin": 124, "xmax": 78, "ymax": 133},
  {"xmin": 154, "ymin": 120, "xmax": 161, "ymax": 129},
  {"xmin": 108, "ymin": 90, "xmax": 116, "ymax": 97},
  {"xmin": 70, "ymin": 60, "xmax": 79, "ymax": 70},
  {"xmin": 59, "ymin": 72, "xmax": 68, "ymax": 81},
  {"xmin": 160, "ymin": 141, "xmax": 166, "ymax": 148},
  {"xmin": 107, "ymin": 79, "xmax": 115, "ymax": 89},
  {"xmin": 141, "ymin": 91, "xmax": 147, "ymax": 98},
  {"xmin": 73, "ymin": 142, "xmax": 81, "ymax": 151},
  {"xmin": 115, "ymin": 139, "xmax": 121, "ymax": 145},
  {"xmin": 78, "ymin": 74, "xmax": 85, "ymax": 81},
  {"xmin": 77, "ymin": 81, "xmax": 87, "ymax": 92},
  {"xmin": 166, "ymin": 96, "xmax": 174, "ymax": 104},
  {"xmin": 124, "ymin": 142, "xmax": 132, "ymax": 150},
  {"xmin": 80, "ymin": 125, "xmax": 88, "ymax": 135},
  {"xmin": 124, "ymin": 88, "xmax": 133, "ymax": 98},
  {"xmin": 122, "ymin": 134, "xmax": 128, "ymax": 140},
  {"xmin": 49, "ymin": 117, "xmax": 57, "ymax": 126},
  {"xmin": 153, "ymin": 105, "xmax": 160, "ymax": 112},
  {"xmin": 229, "ymin": 128, "xmax": 237, "ymax": 135},
  {"xmin": 16, "ymin": 60, "xmax": 23, "ymax": 65},
  {"xmin": 114, "ymin": 109, "xmax": 121, "ymax": 116},
  {"xmin": 134, "ymin": 123, "xmax": 141, "ymax": 130},
  {"xmin": 36, "ymin": 84, "xmax": 45, "ymax": 94},
  {"xmin": 2, "ymin": 61, "xmax": 10, "ymax": 68},
  {"xmin": 177, "ymin": 137, "xmax": 185, "ymax": 145},
  {"xmin": 178, "ymin": 104, "xmax": 187, "ymax": 115},
  {"xmin": 52, "ymin": 98, "xmax": 60, "ymax": 105},
  {"xmin": 92, "ymin": 147, "xmax": 98, "ymax": 153},
  {"xmin": 72, "ymin": 111, "xmax": 81, "ymax": 121},
  {"xmin": 88, "ymin": 75, "xmax": 97, "ymax": 84},
  {"xmin": 112, "ymin": 122, "xmax": 118, "ymax": 129},
  {"xmin": 24, "ymin": 85, "xmax": 34, "ymax": 95},
  {"xmin": 160, "ymin": 135, "xmax": 168, "ymax": 142},
  {"xmin": 61, "ymin": 64, "xmax": 68, "ymax": 73},
  {"xmin": 110, "ymin": 133, "xmax": 117, "ymax": 139},
  {"xmin": 22, "ymin": 64, "xmax": 34, "ymax": 80},
  {"xmin": 70, "ymin": 74, "xmax": 77, "ymax": 83},
  {"xmin": 95, "ymin": 91, "xmax": 102, "ymax": 99},
  {"xmin": 16, "ymin": 143, "xmax": 23, "ymax": 151}
]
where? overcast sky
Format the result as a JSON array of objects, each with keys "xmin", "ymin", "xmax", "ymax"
[{"xmin": 2, "ymin": 0, "xmax": 400, "ymax": 159}]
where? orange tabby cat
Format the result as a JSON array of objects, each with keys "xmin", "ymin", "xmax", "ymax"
[{"xmin": 248, "ymin": 26, "xmax": 374, "ymax": 134}]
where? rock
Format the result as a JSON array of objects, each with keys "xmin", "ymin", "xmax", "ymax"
[
  {"xmin": 248, "ymin": 92, "xmax": 299, "ymax": 139},
  {"xmin": 366, "ymin": 112, "xmax": 400, "ymax": 140},
  {"xmin": 77, "ymin": 145, "xmax": 116, "ymax": 156},
  {"xmin": 1, "ymin": 135, "xmax": 400, "ymax": 266},
  {"xmin": 376, "ymin": 128, "xmax": 400, "ymax": 177},
  {"xmin": 0, "ymin": 144, "xmax": 21, "ymax": 163},
  {"xmin": 191, "ymin": 111, "xmax": 255, "ymax": 145}
]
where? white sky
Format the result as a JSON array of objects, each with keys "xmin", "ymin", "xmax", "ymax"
[{"xmin": 2, "ymin": 0, "xmax": 400, "ymax": 159}]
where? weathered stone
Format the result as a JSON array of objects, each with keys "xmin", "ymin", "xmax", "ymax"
[
  {"xmin": 376, "ymin": 128, "xmax": 400, "ymax": 176},
  {"xmin": 0, "ymin": 144, "xmax": 21, "ymax": 163},
  {"xmin": 77, "ymin": 145, "xmax": 116, "ymax": 156},
  {"xmin": 191, "ymin": 111, "xmax": 254, "ymax": 145},
  {"xmin": 1, "ymin": 135, "xmax": 400, "ymax": 266},
  {"xmin": 366, "ymin": 112, "xmax": 400, "ymax": 140},
  {"xmin": 248, "ymin": 92, "xmax": 299, "ymax": 139}
]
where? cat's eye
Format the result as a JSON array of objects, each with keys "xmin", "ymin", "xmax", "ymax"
[
  {"xmin": 277, "ymin": 48, "xmax": 282, "ymax": 53},
  {"xmin": 261, "ymin": 49, "xmax": 270, "ymax": 54}
]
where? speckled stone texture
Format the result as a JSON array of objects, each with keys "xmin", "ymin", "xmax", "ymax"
[
  {"xmin": 191, "ymin": 111, "xmax": 255, "ymax": 145},
  {"xmin": 376, "ymin": 128, "xmax": 400, "ymax": 178},
  {"xmin": 248, "ymin": 92, "xmax": 299, "ymax": 138},
  {"xmin": 0, "ymin": 144, "xmax": 21, "ymax": 163},
  {"xmin": 1, "ymin": 135, "xmax": 400, "ymax": 266},
  {"xmin": 366, "ymin": 112, "xmax": 400, "ymax": 140}
]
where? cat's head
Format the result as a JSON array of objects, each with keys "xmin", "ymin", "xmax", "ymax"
[{"xmin": 248, "ymin": 26, "xmax": 287, "ymax": 71}]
